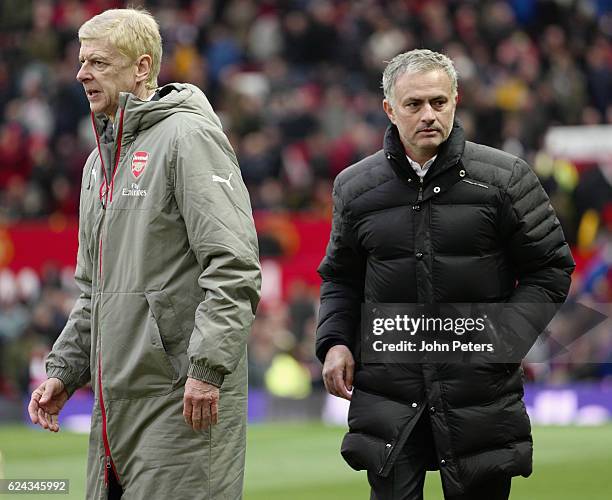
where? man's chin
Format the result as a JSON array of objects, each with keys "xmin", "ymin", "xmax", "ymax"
[
  {"xmin": 89, "ymin": 103, "xmax": 110, "ymax": 116},
  {"xmin": 417, "ymin": 138, "xmax": 443, "ymax": 149}
]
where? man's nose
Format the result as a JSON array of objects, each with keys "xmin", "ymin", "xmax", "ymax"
[
  {"xmin": 420, "ymin": 103, "xmax": 436, "ymax": 123},
  {"xmin": 76, "ymin": 64, "xmax": 91, "ymax": 83}
]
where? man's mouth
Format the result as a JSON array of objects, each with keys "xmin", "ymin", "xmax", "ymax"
[
  {"xmin": 419, "ymin": 128, "xmax": 438, "ymax": 133},
  {"xmin": 86, "ymin": 89, "xmax": 101, "ymax": 98}
]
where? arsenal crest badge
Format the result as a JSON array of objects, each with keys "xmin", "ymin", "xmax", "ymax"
[{"xmin": 131, "ymin": 151, "xmax": 149, "ymax": 179}]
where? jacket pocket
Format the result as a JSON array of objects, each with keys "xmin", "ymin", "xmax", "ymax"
[
  {"xmin": 144, "ymin": 290, "xmax": 189, "ymax": 380},
  {"xmin": 341, "ymin": 432, "xmax": 392, "ymax": 474},
  {"xmin": 342, "ymin": 388, "xmax": 423, "ymax": 477},
  {"xmin": 144, "ymin": 303, "xmax": 178, "ymax": 382},
  {"xmin": 100, "ymin": 293, "xmax": 177, "ymax": 400}
]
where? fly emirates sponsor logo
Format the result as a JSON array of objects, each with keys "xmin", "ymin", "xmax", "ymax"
[{"xmin": 122, "ymin": 182, "xmax": 147, "ymax": 197}]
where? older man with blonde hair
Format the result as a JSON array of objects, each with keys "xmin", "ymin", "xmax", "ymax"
[{"xmin": 28, "ymin": 8, "xmax": 261, "ymax": 500}]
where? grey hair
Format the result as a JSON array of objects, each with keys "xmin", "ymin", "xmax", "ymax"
[
  {"xmin": 79, "ymin": 8, "xmax": 162, "ymax": 91},
  {"xmin": 382, "ymin": 49, "xmax": 458, "ymax": 104}
]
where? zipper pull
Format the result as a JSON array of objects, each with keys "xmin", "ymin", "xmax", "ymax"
[{"xmin": 104, "ymin": 455, "xmax": 111, "ymax": 486}]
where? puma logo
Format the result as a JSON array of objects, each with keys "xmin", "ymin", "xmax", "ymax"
[{"xmin": 212, "ymin": 173, "xmax": 234, "ymax": 190}]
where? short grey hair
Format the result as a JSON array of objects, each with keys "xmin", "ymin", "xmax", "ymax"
[{"xmin": 382, "ymin": 49, "xmax": 458, "ymax": 104}]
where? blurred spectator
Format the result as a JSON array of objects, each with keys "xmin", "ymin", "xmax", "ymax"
[{"xmin": 1, "ymin": 0, "xmax": 608, "ymax": 218}]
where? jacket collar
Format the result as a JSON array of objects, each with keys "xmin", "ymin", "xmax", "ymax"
[
  {"xmin": 90, "ymin": 83, "xmax": 221, "ymax": 145},
  {"xmin": 383, "ymin": 121, "xmax": 466, "ymax": 184}
]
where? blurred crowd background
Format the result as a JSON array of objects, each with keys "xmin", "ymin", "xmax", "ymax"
[{"xmin": 0, "ymin": 0, "xmax": 611, "ymax": 403}]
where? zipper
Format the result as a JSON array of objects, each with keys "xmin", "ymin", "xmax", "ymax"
[
  {"xmin": 105, "ymin": 456, "xmax": 111, "ymax": 486},
  {"xmin": 418, "ymin": 176, "xmax": 424, "ymax": 202},
  {"xmin": 91, "ymin": 114, "xmax": 109, "ymax": 208},
  {"xmin": 98, "ymin": 352, "xmax": 121, "ymax": 486},
  {"xmin": 98, "ymin": 352, "xmax": 112, "ymax": 486},
  {"xmin": 378, "ymin": 404, "xmax": 425, "ymax": 476},
  {"xmin": 90, "ymin": 109, "xmax": 126, "ymax": 207},
  {"xmin": 98, "ymin": 237, "xmax": 103, "ymax": 285},
  {"xmin": 108, "ymin": 109, "xmax": 125, "ymax": 204},
  {"xmin": 90, "ymin": 108, "xmax": 126, "ymax": 489}
]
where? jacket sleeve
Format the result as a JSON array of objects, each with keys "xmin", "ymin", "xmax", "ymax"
[
  {"xmin": 46, "ymin": 160, "xmax": 94, "ymax": 396},
  {"xmin": 174, "ymin": 126, "xmax": 261, "ymax": 387},
  {"xmin": 315, "ymin": 178, "xmax": 366, "ymax": 363},
  {"xmin": 497, "ymin": 158, "xmax": 575, "ymax": 358}
]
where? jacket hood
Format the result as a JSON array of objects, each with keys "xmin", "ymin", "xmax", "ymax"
[
  {"xmin": 383, "ymin": 121, "xmax": 466, "ymax": 183},
  {"xmin": 92, "ymin": 83, "xmax": 222, "ymax": 143}
]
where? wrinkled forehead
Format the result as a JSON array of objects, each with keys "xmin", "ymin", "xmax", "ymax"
[
  {"xmin": 79, "ymin": 38, "xmax": 122, "ymax": 61},
  {"xmin": 394, "ymin": 69, "xmax": 455, "ymax": 100}
]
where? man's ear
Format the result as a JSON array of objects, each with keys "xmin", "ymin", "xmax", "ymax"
[
  {"xmin": 383, "ymin": 98, "xmax": 396, "ymax": 124},
  {"xmin": 135, "ymin": 54, "xmax": 152, "ymax": 84}
]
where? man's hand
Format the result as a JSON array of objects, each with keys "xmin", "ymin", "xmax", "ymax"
[
  {"xmin": 28, "ymin": 378, "xmax": 68, "ymax": 433},
  {"xmin": 183, "ymin": 377, "xmax": 220, "ymax": 431},
  {"xmin": 322, "ymin": 345, "xmax": 354, "ymax": 400}
]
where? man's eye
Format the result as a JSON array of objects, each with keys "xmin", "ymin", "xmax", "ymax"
[{"xmin": 93, "ymin": 61, "xmax": 107, "ymax": 69}]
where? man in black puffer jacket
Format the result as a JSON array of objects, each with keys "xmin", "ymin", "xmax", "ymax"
[{"xmin": 315, "ymin": 49, "xmax": 575, "ymax": 500}]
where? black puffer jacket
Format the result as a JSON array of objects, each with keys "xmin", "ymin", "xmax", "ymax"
[{"xmin": 316, "ymin": 123, "xmax": 574, "ymax": 496}]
